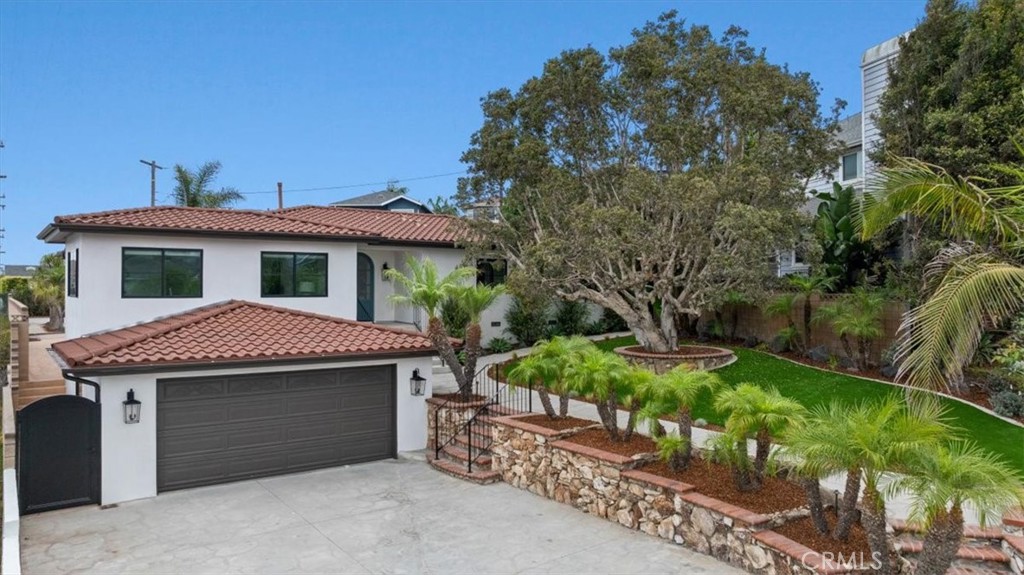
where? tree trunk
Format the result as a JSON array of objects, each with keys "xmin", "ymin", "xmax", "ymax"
[
  {"xmin": 427, "ymin": 317, "xmax": 470, "ymax": 395},
  {"xmin": 48, "ymin": 304, "xmax": 64, "ymax": 331},
  {"xmin": 858, "ymin": 337, "xmax": 871, "ymax": 370},
  {"xmin": 753, "ymin": 427, "xmax": 771, "ymax": 483},
  {"xmin": 558, "ymin": 393, "xmax": 570, "ymax": 417},
  {"xmin": 834, "ymin": 467, "xmax": 862, "ymax": 541},
  {"xmin": 916, "ymin": 505, "xmax": 963, "ymax": 575},
  {"xmin": 839, "ymin": 334, "xmax": 856, "ymax": 369},
  {"xmin": 735, "ymin": 439, "xmax": 759, "ymax": 491},
  {"xmin": 660, "ymin": 304, "xmax": 678, "ymax": 350},
  {"xmin": 536, "ymin": 386, "xmax": 556, "ymax": 418},
  {"xmin": 859, "ymin": 487, "xmax": 895, "ymax": 575},
  {"xmin": 801, "ymin": 477, "xmax": 830, "ymax": 535},
  {"xmin": 677, "ymin": 408, "xmax": 693, "ymax": 468},
  {"xmin": 461, "ymin": 322, "xmax": 483, "ymax": 400},
  {"xmin": 629, "ymin": 309, "xmax": 673, "ymax": 352},
  {"xmin": 595, "ymin": 400, "xmax": 619, "ymax": 441},
  {"xmin": 623, "ymin": 399, "xmax": 640, "ymax": 441}
]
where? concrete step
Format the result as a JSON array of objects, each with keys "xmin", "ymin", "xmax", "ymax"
[{"xmin": 453, "ymin": 432, "xmax": 492, "ymax": 451}]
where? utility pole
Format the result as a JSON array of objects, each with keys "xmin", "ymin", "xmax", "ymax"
[
  {"xmin": 277, "ymin": 182, "xmax": 284, "ymax": 210},
  {"xmin": 139, "ymin": 159, "xmax": 165, "ymax": 206}
]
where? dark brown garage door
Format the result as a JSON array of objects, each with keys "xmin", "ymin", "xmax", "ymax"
[{"xmin": 157, "ymin": 365, "xmax": 396, "ymax": 492}]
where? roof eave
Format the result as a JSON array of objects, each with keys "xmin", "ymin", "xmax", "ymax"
[{"xmin": 47, "ymin": 224, "xmax": 378, "ymax": 242}]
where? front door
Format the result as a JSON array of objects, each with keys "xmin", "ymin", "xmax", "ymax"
[{"xmin": 356, "ymin": 253, "xmax": 374, "ymax": 322}]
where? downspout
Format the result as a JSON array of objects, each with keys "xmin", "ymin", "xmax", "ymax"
[{"xmin": 62, "ymin": 371, "xmax": 101, "ymax": 405}]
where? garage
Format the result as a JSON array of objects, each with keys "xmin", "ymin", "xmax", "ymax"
[
  {"xmin": 157, "ymin": 365, "xmax": 396, "ymax": 491},
  {"xmin": 51, "ymin": 300, "xmax": 435, "ymax": 506}
]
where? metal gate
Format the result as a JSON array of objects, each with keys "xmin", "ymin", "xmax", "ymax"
[{"xmin": 17, "ymin": 394, "xmax": 101, "ymax": 514}]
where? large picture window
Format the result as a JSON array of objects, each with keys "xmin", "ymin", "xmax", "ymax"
[
  {"xmin": 261, "ymin": 252, "xmax": 328, "ymax": 297},
  {"xmin": 122, "ymin": 248, "xmax": 203, "ymax": 298}
]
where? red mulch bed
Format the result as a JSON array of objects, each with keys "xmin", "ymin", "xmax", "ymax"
[
  {"xmin": 773, "ymin": 510, "xmax": 873, "ymax": 558},
  {"xmin": 432, "ymin": 393, "xmax": 488, "ymax": 403},
  {"xmin": 516, "ymin": 414, "xmax": 600, "ymax": 431},
  {"xmin": 640, "ymin": 457, "xmax": 806, "ymax": 515},
  {"xmin": 563, "ymin": 428, "xmax": 658, "ymax": 457}
]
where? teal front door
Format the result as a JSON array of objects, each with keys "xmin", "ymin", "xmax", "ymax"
[{"xmin": 357, "ymin": 253, "xmax": 374, "ymax": 321}]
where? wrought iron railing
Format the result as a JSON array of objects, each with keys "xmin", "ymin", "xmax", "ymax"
[{"xmin": 433, "ymin": 363, "xmax": 533, "ymax": 473}]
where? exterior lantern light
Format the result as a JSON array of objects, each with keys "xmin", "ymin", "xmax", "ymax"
[
  {"xmin": 123, "ymin": 388, "xmax": 142, "ymax": 424},
  {"xmin": 410, "ymin": 368, "xmax": 427, "ymax": 396},
  {"xmin": 382, "ymin": 262, "xmax": 391, "ymax": 280}
]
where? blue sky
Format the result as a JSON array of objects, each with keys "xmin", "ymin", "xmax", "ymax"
[{"xmin": 0, "ymin": 0, "xmax": 926, "ymax": 264}]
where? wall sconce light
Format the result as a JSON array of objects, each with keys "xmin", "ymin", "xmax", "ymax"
[
  {"xmin": 123, "ymin": 388, "xmax": 142, "ymax": 424},
  {"xmin": 410, "ymin": 368, "xmax": 427, "ymax": 396},
  {"xmin": 382, "ymin": 262, "xmax": 391, "ymax": 281}
]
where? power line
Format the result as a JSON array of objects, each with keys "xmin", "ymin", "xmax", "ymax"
[{"xmin": 237, "ymin": 170, "xmax": 467, "ymax": 196}]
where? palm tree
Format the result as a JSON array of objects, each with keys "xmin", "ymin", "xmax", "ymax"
[
  {"xmin": 782, "ymin": 395, "xmax": 950, "ymax": 574},
  {"xmin": 30, "ymin": 253, "xmax": 65, "ymax": 330},
  {"xmin": 712, "ymin": 384, "xmax": 805, "ymax": 490},
  {"xmin": 505, "ymin": 337, "xmax": 594, "ymax": 418},
  {"xmin": 763, "ymin": 293, "xmax": 803, "ymax": 352},
  {"xmin": 172, "ymin": 161, "xmax": 243, "ymax": 208},
  {"xmin": 637, "ymin": 367, "xmax": 724, "ymax": 470},
  {"xmin": 386, "ymin": 258, "xmax": 478, "ymax": 398},
  {"xmin": 895, "ymin": 441, "xmax": 1024, "ymax": 575},
  {"xmin": 813, "ymin": 287, "xmax": 885, "ymax": 370},
  {"xmin": 563, "ymin": 349, "xmax": 633, "ymax": 441},
  {"xmin": 452, "ymin": 283, "xmax": 507, "ymax": 391},
  {"xmin": 858, "ymin": 155, "xmax": 1024, "ymax": 391},
  {"xmin": 787, "ymin": 274, "xmax": 836, "ymax": 349}
]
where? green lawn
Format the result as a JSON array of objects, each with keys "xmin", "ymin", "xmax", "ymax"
[{"xmin": 591, "ymin": 336, "xmax": 1024, "ymax": 471}]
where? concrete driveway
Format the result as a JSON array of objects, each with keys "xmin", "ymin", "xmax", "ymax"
[{"xmin": 21, "ymin": 455, "xmax": 740, "ymax": 575}]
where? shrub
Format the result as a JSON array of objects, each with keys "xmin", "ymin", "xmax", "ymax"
[
  {"xmin": 0, "ymin": 276, "xmax": 33, "ymax": 312},
  {"xmin": 984, "ymin": 370, "xmax": 1023, "ymax": 394},
  {"xmin": 991, "ymin": 391, "xmax": 1024, "ymax": 419},
  {"xmin": 655, "ymin": 433, "xmax": 690, "ymax": 472},
  {"xmin": 553, "ymin": 299, "xmax": 588, "ymax": 337},
  {"xmin": 486, "ymin": 337, "xmax": 515, "ymax": 354},
  {"xmin": 583, "ymin": 320, "xmax": 605, "ymax": 336},
  {"xmin": 439, "ymin": 295, "xmax": 469, "ymax": 340},
  {"xmin": 504, "ymin": 296, "xmax": 549, "ymax": 346},
  {"xmin": 600, "ymin": 307, "xmax": 628, "ymax": 333}
]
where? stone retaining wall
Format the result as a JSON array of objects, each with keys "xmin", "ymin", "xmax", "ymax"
[
  {"xmin": 426, "ymin": 397, "xmax": 489, "ymax": 452},
  {"xmin": 490, "ymin": 415, "xmax": 862, "ymax": 575}
]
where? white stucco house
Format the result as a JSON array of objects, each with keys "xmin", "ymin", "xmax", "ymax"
[{"xmin": 33, "ymin": 204, "xmax": 509, "ymax": 506}]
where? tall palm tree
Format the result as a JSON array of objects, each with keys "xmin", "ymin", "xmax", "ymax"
[
  {"xmin": 386, "ymin": 258, "xmax": 478, "ymax": 398},
  {"xmin": 787, "ymin": 274, "xmax": 836, "ymax": 349},
  {"xmin": 452, "ymin": 283, "xmax": 507, "ymax": 391},
  {"xmin": 895, "ymin": 441, "xmax": 1024, "ymax": 575},
  {"xmin": 172, "ymin": 161, "xmax": 243, "ymax": 208},
  {"xmin": 637, "ymin": 367, "xmax": 724, "ymax": 470},
  {"xmin": 507, "ymin": 336, "xmax": 596, "ymax": 418},
  {"xmin": 713, "ymin": 384, "xmax": 805, "ymax": 490},
  {"xmin": 563, "ymin": 349, "xmax": 633, "ymax": 441},
  {"xmin": 782, "ymin": 395, "xmax": 950, "ymax": 574},
  {"xmin": 859, "ymin": 155, "xmax": 1024, "ymax": 391}
]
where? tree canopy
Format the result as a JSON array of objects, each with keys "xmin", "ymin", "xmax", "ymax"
[
  {"xmin": 456, "ymin": 12, "xmax": 843, "ymax": 352},
  {"xmin": 874, "ymin": 0, "xmax": 1024, "ymax": 185}
]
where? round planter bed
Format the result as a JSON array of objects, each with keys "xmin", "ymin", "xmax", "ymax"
[{"xmin": 615, "ymin": 345, "xmax": 736, "ymax": 373}]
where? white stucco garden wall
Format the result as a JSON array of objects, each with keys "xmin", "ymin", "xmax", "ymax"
[
  {"xmin": 79, "ymin": 355, "xmax": 433, "ymax": 505},
  {"xmin": 64, "ymin": 233, "xmax": 359, "ymax": 339}
]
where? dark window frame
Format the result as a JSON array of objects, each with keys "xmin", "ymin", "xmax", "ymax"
[
  {"xmin": 260, "ymin": 251, "xmax": 329, "ymax": 298},
  {"xmin": 67, "ymin": 248, "xmax": 79, "ymax": 298},
  {"xmin": 121, "ymin": 247, "xmax": 204, "ymax": 299},
  {"xmin": 476, "ymin": 258, "xmax": 507, "ymax": 287}
]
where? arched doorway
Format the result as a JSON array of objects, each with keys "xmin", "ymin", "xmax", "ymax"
[{"xmin": 356, "ymin": 253, "xmax": 374, "ymax": 322}]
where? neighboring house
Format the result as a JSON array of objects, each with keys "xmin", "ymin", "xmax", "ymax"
[
  {"xmin": 33, "ymin": 204, "xmax": 516, "ymax": 506},
  {"xmin": 329, "ymin": 188, "xmax": 433, "ymax": 213},
  {"xmin": 2, "ymin": 264, "xmax": 39, "ymax": 277},
  {"xmin": 777, "ymin": 33, "xmax": 903, "ymax": 278}
]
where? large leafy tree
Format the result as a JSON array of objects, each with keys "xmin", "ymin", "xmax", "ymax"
[
  {"xmin": 874, "ymin": 0, "xmax": 1024, "ymax": 185},
  {"xmin": 456, "ymin": 12, "xmax": 842, "ymax": 353},
  {"xmin": 172, "ymin": 161, "xmax": 243, "ymax": 208},
  {"xmin": 860, "ymin": 156, "xmax": 1024, "ymax": 390}
]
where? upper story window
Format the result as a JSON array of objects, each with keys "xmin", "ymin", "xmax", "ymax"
[
  {"xmin": 476, "ymin": 258, "xmax": 507, "ymax": 287},
  {"xmin": 122, "ymin": 248, "xmax": 202, "ymax": 298},
  {"xmin": 842, "ymin": 152, "xmax": 860, "ymax": 181},
  {"xmin": 261, "ymin": 252, "xmax": 328, "ymax": 297},
  {"xmin": 66, "ymin": 249, "xmax": 79, "ymax": 298}
]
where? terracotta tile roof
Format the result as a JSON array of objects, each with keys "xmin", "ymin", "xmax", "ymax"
[
  {"xmin": 52, "ymin": 301, "xmax": 435, "ymax": 371},
  {"xmin": 44, "ymin": 206, "xmax": 374, "ymax": 239},
  {"xmin": 279, "ymin": 206, "xmax": 463, "ymax": 244}
]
